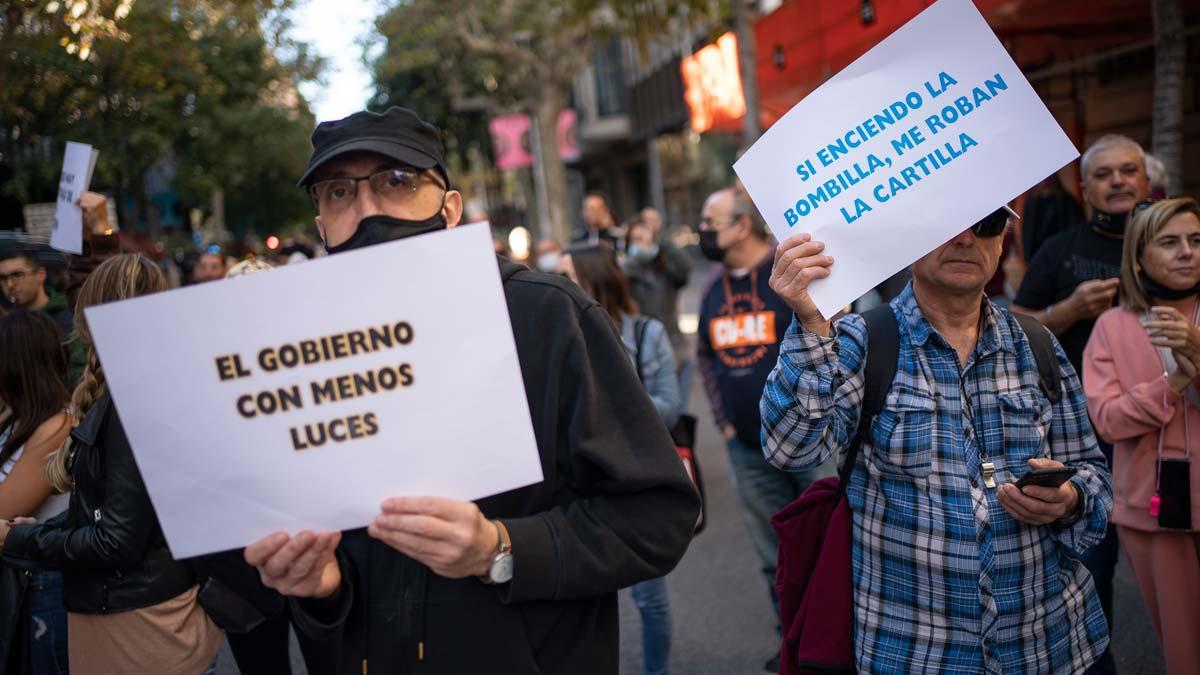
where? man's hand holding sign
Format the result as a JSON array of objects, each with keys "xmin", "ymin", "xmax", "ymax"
[
  {"xmin": 769, "ymin": 233, "xmax": 834, "ymax": 337},
  {"xmin": 246, "ymin": 530, "xmax": 342, "ymax": 598},
  {"xmin": 246, "ymin": 495, "xmax": 504, "ymax": 599}
]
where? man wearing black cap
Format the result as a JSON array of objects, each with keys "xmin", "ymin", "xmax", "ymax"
[{"xmin": 244, "ymin": 107, "xmax": 699, "ymax": 674}]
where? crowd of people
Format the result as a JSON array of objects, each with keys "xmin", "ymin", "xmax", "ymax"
[{"xmin": 0, "ymin": 104, "xmax": 1196, "ymax": 675}]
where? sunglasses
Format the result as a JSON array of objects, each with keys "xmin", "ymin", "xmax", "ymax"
[{"xmin": 970, "ymin": 205, "xmax": 1018, "ymax": 238}]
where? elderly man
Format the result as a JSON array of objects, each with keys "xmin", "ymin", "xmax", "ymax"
[{"xmin": 762, "ymin": 206, "xmax": 1113, "ymax": 673}]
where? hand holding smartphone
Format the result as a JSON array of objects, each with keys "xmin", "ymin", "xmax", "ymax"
[{"xmin": 1015, "ymin": 466, "xmax": 1077, "ymax": 490}]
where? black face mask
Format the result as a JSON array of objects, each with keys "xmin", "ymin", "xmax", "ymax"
[
  {"xmin": 1139, "ymin": 269, "xmax": 1200, "ymax": 302},
  {"xmin": 699, "ymin": 229, "xmax": 727, "ymax": 262},
  {"xmin": 325, "ymin": 212, "xmax": 446, "ymax": 254},
  {"xmin": 1091, "ymin": 209, "xmax": 1129, "ymax": 236}
]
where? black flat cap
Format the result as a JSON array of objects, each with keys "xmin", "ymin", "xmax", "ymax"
[{"xmin": 297, "ymin": 107, "xmax": 448, "ymax": 187}]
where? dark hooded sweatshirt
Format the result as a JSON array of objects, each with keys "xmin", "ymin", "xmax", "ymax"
[{"xmin": 288, "ymin": 258, "xmax": 700, "ymax": 675}]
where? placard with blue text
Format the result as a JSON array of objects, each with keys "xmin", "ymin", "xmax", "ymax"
[{"xmin": 734, "ymin": 0, "xmax": 1078, "ymax": 318}]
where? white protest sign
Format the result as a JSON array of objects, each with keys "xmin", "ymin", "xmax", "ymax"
[
  {"xmin": 86, "ymin": 224, "xmax": 543, "ymax": 558},
  {"xmin": 734, "ymin": 0, "xmax": 1078, "ymax": 318},
  {"xmin": 50, "ymin": 141, "xmax": 99, "ymax": 255}
]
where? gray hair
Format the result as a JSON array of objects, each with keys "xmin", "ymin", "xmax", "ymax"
[
  {"xmin": 1144, "ymin": 152, "xmax": 1168, "ymax": 192},
  {"xmin": 1081, "ymin": 134, "xmax": 1146, "ymax": 179},
  {"xmin": 733, "ymin": 190, "xmax": 770, "ymax": 240}
]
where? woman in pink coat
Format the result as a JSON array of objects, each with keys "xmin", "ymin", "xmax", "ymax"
[{"xmin": 1084, "ymin": 197, "xmax": 1200, "ymax": 675}]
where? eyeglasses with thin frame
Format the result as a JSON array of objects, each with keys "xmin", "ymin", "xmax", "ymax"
[
  {"xmin": 0, "ymin": 269, "xmax": 34, "ymax": 285},
  {"xmin": 699, "ymin": 215, "xmax": 739, "ymax": 230},
  {"xmin": 308, "ymin": 167, "xmax": 446, "ymax": 214}
]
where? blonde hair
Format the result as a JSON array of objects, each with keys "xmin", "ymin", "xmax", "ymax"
[
  {"xmin": 46, "ymin": 254, "xmax": 167, "ymax": 491},
  {"xmin": 1119, "ymin": 197, "xmax": 1200, "ymax": 314}
]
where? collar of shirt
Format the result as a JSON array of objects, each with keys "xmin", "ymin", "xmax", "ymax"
[{"xmin": 894, "ymin": 282, "xmax": 1014, "ymax": 363}]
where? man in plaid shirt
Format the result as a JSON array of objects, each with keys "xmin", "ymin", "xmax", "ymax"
[{"xmin": 759, "ymin": 208, "xmax": 1112, "ymax": 674}]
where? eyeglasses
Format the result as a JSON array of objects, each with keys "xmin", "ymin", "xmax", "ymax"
[
  {"xmin": 308, "ymin": 167, "xmax": 446, "ymax": 213},
  {"xmin": 699, "ymin": 215, "xmax": 738, "ymax": 230},
  {"xmin": 0, "ymin": 269, "xmax": 33, "ymax": 285}
]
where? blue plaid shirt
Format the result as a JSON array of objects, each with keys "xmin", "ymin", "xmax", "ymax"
[{"xmin": 761, "ymin": 285, "xmax": 1111, "ymax": 674}]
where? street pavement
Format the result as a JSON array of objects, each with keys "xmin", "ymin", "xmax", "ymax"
[{"xmin": 216, "ymin": 256, "xmax": 1165, "ymax": 675}]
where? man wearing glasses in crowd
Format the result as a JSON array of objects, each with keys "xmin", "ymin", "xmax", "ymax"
[
  {"xmin": 1, "ymin": 250, "xmax": 55, "ymax": 313},
  {"xmin": 762, "ymin": 205, "xmax": 1113, "ymax": 673},
  {"xmin": 241, "ymin": 107, "xmax": 699, "ymax": 674},
  {"xmin": 694, "ymin": 186, "xmax": 830, "ymax": 672}
]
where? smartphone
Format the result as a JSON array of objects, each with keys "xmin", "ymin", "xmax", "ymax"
[
  {"xmin": 1158, "ymin": 458, "xmax": 1193, "ymax": 530},
  {"xmin": 1015, "ymin": 466, "xmax": 1077, "ymax": 490}
]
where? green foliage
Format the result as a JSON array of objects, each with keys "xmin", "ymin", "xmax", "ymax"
[{"xmin": 0, "ymin": 0, "xmax": 322, "ymax": 236}]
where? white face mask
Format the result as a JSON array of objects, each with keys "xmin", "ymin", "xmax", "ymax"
[{"xmin": 536, "ymin": 252, "xmax": 562, "ymax": 273}]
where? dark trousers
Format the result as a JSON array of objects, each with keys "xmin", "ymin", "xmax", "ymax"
[
  {"xmin": 226, "ymin": 610, "xmax": 293, "ymax": 675},
  {"xmin": 1082, "ymin": 438, "xmax": 1118, "ymax": 675}
]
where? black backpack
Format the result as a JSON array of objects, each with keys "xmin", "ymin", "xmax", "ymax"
[{"xmin": 847, "ymin": 305, "xmax": 1062, "ymax": 480}]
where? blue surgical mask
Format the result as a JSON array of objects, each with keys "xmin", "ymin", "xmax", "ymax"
[
  {"xmin": 627, "ymin": 245, "xmax": 660, "ymax": 262},
  {"xmin": 536, "ymin": 252, "xmax": 562, "ymax": 273}
]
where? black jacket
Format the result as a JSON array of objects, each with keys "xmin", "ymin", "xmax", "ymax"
[
  {"xmin": 288, "ymin": 258, "xmax": 700, "ymax": 674},
  {"xmin": 0, "ymin": 563, "xmax": 32, "ymax": 675},
  {"xmin": 2, "ymin": 393, "xmax": 193, "ymax": 614}
]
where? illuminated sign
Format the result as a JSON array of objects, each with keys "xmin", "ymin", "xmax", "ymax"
[{"xmin": 681, "ymin": 32, "xmax": 747, "ymax": 134}]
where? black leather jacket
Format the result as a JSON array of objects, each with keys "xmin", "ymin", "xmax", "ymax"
[{"xmin": 2, "ymin": 393, "xmax": 193, "ymax": 614}]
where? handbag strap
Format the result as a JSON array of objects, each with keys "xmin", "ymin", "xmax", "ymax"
[{"xmin": 633, "ymin": 316, "xmax": 651, "ymax": 384}]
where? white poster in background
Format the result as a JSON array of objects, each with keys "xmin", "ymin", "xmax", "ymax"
[
  {"xmin": 86, "ymin": 224, "xmax": 543, "ymax": 558},
  {"xmin": 733, "ymin": 0, "xmax": 1078, "ymax": 318},
  {"xmin": 49, "ymin": 141, "xmax": 99, "ymax": 255}
]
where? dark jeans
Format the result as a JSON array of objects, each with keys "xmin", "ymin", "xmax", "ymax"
[
  {"xmin": 1082, "ymin": 525, "xmax": 1119, "ymax": 675},
  {"xmin": 1082, "ymin": 437, "xmax": 1118, "ymax": 675},
  {"xmin": 724, "ymin": 435, "xmax": 834, "ymax": 619},
  {"xmin": 28, "ymin": 571, "xmax": 69, "ymax": 675}
]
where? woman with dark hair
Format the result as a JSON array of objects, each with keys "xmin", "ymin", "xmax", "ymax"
[
  {"xmin": 0, "ymin": 310, "xmax": 73, "ymax": 674},
  {"xmin": 561, "ymin": 244, "xmax": 680, "ymax": 675},
  {"xmin": 1084, "ymin": 197, "xmax": 1200, "ymax": 674},
  {"xmin": 0, "ymin": 254, "xmax": 222, "ymax": 675}
]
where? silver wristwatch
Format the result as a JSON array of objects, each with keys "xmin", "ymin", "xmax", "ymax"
[{"xmin": 480, "ymin": 519, "xmax": 513, "ymax": 585}]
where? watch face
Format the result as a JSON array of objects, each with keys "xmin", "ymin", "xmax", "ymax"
[{"xmin": 490, "ymin": 553, "xmax": 514, "ymax": 584}]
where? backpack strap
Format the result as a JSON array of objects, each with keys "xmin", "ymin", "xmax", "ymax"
[
  {"xmin": 633, "ymin": 316, "xmax": 651, "ymax": 384},
  {"xmin": 1012, "ymin": 312, "xmax": 1062, "ymax": 404},
  {"xmin": 841, "ymin": 305, "xmax": 900, "ymax": 485}
]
